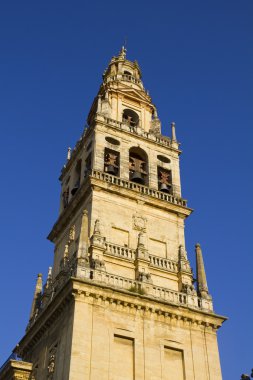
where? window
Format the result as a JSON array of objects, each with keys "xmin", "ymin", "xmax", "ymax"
[
  {"xmin": 123, "ymin": 109, "xmax": 139, "ymax": 127},
  {"xmin": 110, "ymin": 335, "xmax": 134, "ymax": 380},
  {"xmin": 104, "ymin": 148, "xmax": 120, "ymax": 176},
  {"xmin": 71, "ymin": 159, "xmax": 82, "ymax": 196},
  {"xmin": 129, "ymin": 147, "xmax": 148, "ymax": 185},
  {"xmin": 157, "ymin": 167, "xmax": 172, "ymax": 193}
]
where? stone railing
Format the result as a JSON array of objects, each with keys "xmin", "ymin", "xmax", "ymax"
[
  {"xmin": 88, "ymin": 269, "xmax": 203, "ymax": 309},
  {"xmin": 104, "ymin": 242, "xmax": 135, "ymax": 261},
  {"xmin": 103, "ymin": 117, "xmax": 172, "ymax": 149},
  {"xmin": 27, "ymin": 260, "xmax": 212, "ymax": 331},
  {"xmin": 91, "ymin": 170, "xmax": 188, "ymax": 207},
  {"xmin": 105, "ymin": 74, "xmax": 143, "ymax": 87},
  {"xmin": 149, "ymin": 254, "xmax": 178, "ymax": 272}
]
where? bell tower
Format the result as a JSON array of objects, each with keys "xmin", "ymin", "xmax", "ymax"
[{"xmin": 0, "ymin": 47, "xmax": 226, "ymax": 380}]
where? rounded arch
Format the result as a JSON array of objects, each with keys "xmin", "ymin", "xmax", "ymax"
[
  {"xmin": 129, "ymin": 146, "xmax": 149, "ymax": 186},
  {"xmin": 122, "ymin": 108, "xmax": 139, "ymax": 127}
]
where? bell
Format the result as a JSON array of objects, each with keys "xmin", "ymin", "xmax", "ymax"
[
  {"xmin": 105, "ymin": 165, "xmax": 116, "ymax": 174},
  {"xmin": 160, "ymin": 183, "xmax": 170, "ymax": 193},
  {"xmin": 130, "ymin": 171, "xmax": 145, "ymax": 184}
]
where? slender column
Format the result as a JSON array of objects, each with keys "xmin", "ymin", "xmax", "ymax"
[
  {"xmin": 77, "ymin": 210, "xmax": 89, "ymax": 259},
  {"xmin": 171, "ymin": 121, "xmax": 177, "ymax": 141},
  {"xmin": 195, "ymin": 243, "xmax": 209, "ymax": 298}
]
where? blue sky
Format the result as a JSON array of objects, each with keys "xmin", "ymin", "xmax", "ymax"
[{"xmin": 0, "ymin": 1, "xmax": 252, "ymax": 378}]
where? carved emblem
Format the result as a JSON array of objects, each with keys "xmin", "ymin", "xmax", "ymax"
[{"xmin": 133, "ymin": 214, "xmax": 147, "ymax": 232}]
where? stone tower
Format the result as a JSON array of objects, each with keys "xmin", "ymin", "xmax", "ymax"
[{"xmin": 0, "ymin": 47, "xmax": 226, "ymax": 380}]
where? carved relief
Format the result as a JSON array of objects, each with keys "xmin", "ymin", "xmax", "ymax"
[
  {"xmin": 133, "ymin": 214, "xmax": 147, "ymax": 232},
  {"xmin": 47, "ymin": 344, "xmax": 57, "ymax": 379}
]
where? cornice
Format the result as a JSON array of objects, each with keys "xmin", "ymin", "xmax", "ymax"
[{"xmin": 17, "ymin": 276, "xmax": 227, "ymax": 357}]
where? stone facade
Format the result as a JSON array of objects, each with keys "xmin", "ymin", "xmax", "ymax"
[{"xmin": 0, "ymin": 47, "xmax": 226, "ymax": 380}]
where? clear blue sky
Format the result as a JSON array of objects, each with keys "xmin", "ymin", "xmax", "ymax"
[{"xmin": 0, "ymin": 1, "xmax": 252, "ymax": 378}]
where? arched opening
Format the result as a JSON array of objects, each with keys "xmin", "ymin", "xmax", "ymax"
[
  {"xmin": 104, "ymin": 148, "xmax": 120, "ymax": 176},
  {"xmin": 124, "ymin": 70, "xmax": 132, "ymax": 75},
  {"xmin": 129, "ymin": 147, "xmax": 148, "ymax": 185},
  {"xmin": 71, "ymin": 159, "xmax": 82, "ymax": 196},
  {"xmin": 122, "ymin": 109, "xmax": 139, "ymax": 128},
  {"xmin": 157, "ymin": 167, "xmax": 172, "ymax": 194}
]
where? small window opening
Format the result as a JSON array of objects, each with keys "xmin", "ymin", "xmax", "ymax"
[
  {"xmin": 157, "ymin": 167, "xmax": 172, "ymax": 193},
  {"xmin": 71, "ymin": 159, "xmax": 82, "ymax": 196},
  {"xmin": 104, "ymin": 148, "xmax": 120, "ymax": 176},
  {"xmin": 123, "ymin": 109, "xmax": 139, "ymax": 128},
  {"xmin": 129, "ymin": 147, "xmax": 148, "ymax": 185}
]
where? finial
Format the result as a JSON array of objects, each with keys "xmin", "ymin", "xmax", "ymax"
[
  {"xmin": 138, "ymin": 231, "xmax": 146, "ymax": 248},
  {"xmin": 29, "ymin": 273, "xmax": 43, "ymax": 321},
  {"xmin": 94, "ymin": 219, "xmax": 101, "ymax": 235},
  {"xmin": 179, "ymin": 244, "xmax": 187, "ymax": 260},
  {"xmin": 195, "ymin": 243, "xmax": 209, "ymax": 298},
  {"xmin": 67, "ymin": 147, "xmax": 71, "ymax": 160},
  {"xmin": 46, "ymin": 267, "xmax": 52, "ymax": 289},
  {"xmin": 118, "ymin": 46, "xmax": 127, "ymax": 59},
  {"xmin": 171, "ymin": 122, "xmax": 177, "ymax": 141},
  {"xmin": 64, "ymin": 244, "xmax": 69, "ymax": 258}
]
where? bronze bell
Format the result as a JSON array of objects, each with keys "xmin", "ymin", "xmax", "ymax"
[
  {"xmin": 105, "ymin": 165, "xmax": 116, "ymax": 174},
  {"xmin": 160, "ymin": 183, "xmax": 170, "ymax": 193},
  {"xmin": 130, "ymin": 171, "xmax": 145, "ymax": 184}
]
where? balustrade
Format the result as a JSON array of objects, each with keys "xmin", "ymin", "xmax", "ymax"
[
  {"xmin": 105, "ymin": 242, "xmax": 135, "ymax": 260},
  {"xmin": 103, "ymin": 117, "xmax": 172, "ymax": 148},
  {"xmin": 149, "ymin": 254, "xmax": 178, "ymax": 272},
  {"xmin": 91, "ymin": 169, "xmax": 187, "ymax": 207}
]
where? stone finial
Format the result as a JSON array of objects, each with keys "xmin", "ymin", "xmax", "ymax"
[
  {"xmin": 179, "ymin": 244, "xmax": 187, "ymax": 260},
  {"xmin": 64, "ymin": 244, "xmax": 69, "ymax": 258},
  {"xmin": 137, "ymin": 231, "xmax": 146, "ymax": 248},
  {"xmin": 45, "ymin": 267, "xmax": 52, "ymax": 289},
  {"xmin": 171, "ymin": 122, "xmax": 177, "ymax": 141},
  {"xmin": 118, "ymin": 46, "xmax": 127, "ymax": 59},
  {"xmin": 29, "ymin": 273, "xmax": 43, "ymax": 320},
  {"xmin": 195, "ymin": 243, "xmax": 209, "ymax": 298},
  {"xmin": 94, "ymin": 219, "xmax": 101, "ymax": 235},
  {"xmin": 67, "ymin": 147, "xmax": 71, "ymax": 160}
]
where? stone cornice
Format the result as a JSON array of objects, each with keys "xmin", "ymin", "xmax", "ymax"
[{"xmin": 18, "ymin": 276, "xmax": 227, "ymax": 357}]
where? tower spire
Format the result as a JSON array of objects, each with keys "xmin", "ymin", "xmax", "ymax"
[
  {"xmin": 195, "ymin": 243, "xmax": 209, "ymax": 298},
  {"xmin": 29, "ymin": 273, "xmax": 43, "ymax": 320}
]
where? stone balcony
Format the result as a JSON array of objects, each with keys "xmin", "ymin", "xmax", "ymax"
[
  {"xmin": 104, "ymin": 73, "xmax": 143, "ymax": 88},
  {"xmin": 101, "ymin": 116, "xmax": 173, "ymax": 149},
  {"xmin": 104, "ymin": 241, "xmax": 178, "ymax": 273},
  {"xmin": 91, "ymin": 169, "xmax": 188, "ymax": 207}
]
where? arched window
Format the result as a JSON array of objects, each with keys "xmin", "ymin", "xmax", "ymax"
[
  {"xmin": 71, "ymin": 159, "xmax": 82, "ymax": 195},
  {"xmin": 129, "ymin": 147, "xmax": 148, "ymax": 185},
  {"xmin": 157, "ymin": 167, "xmax": 172, "ymax": 193},
  {"xmin": 122, "ymin": 109, "xmax": 139, "ymax": 127},
  {"xmin": 104, "ymin": 148, "xmax": 120, "ymax": 176}
]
